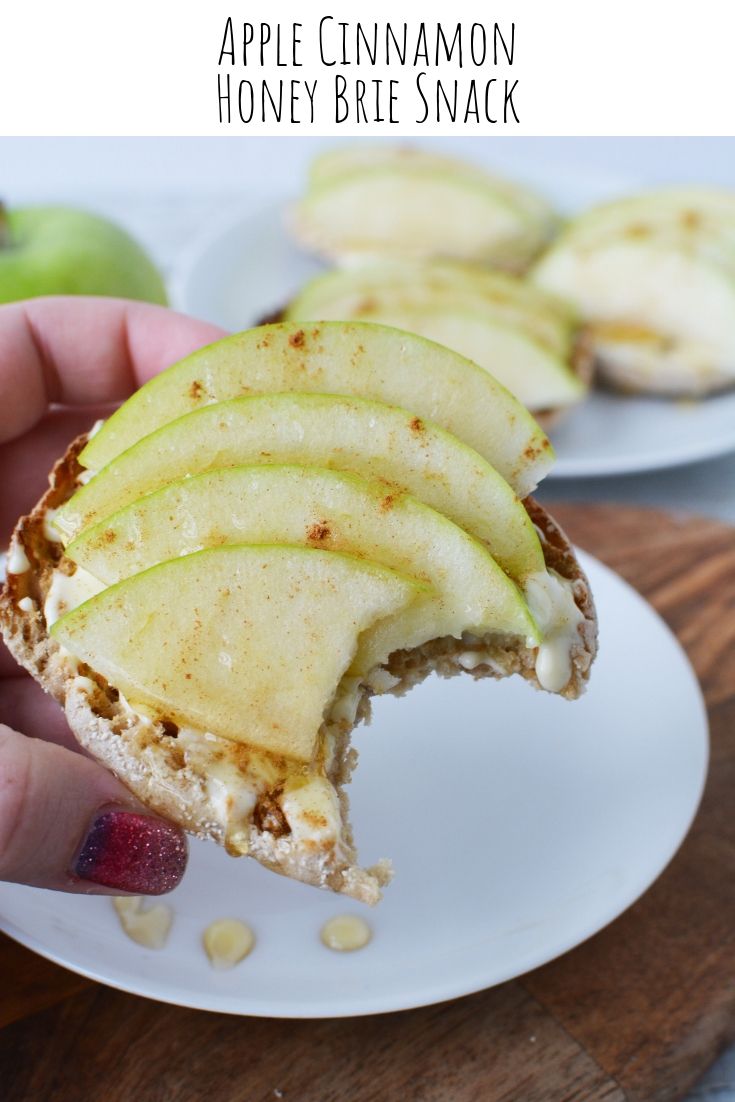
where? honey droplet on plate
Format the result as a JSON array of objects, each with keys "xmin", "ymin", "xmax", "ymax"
[
  {"xmin": 112, "ymin": 896, "xmax": 173, "ymax": 949},
  {"xmin": 203, "ymin": 918, "xmax": 255, "ymax": 969},
  {"xmin": 320, "ymin": 914, "xmax": 372, "ymax": 952}
]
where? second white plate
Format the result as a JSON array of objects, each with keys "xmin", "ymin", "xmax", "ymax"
[
  {"xmin": 0, "ymin": 552, "xmax": 709, "ymax": 1017},
  {"xmin": 171, "ymin": 200, "xmax": 735, "ymax": 479}
]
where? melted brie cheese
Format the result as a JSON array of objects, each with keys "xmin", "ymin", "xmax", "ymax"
[
  {"xmin": 525, "ymin": 570, "xmax": 585, "ymax": 692},
  {"xmin": 43, "ymin": 566, "xmax": 104, "ymax": 627},
  {"xmin": 42, "ymin": 508, "xmax": 64, "ymax": 544},
  {"xmin": 7, "ymin": 543, "xmax": 30, "ymax": 574}
]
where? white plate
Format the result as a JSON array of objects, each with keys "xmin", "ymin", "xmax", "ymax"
[
  {"xmin": 171, "ymin": 201, "xmax": 735, "ymax": 479},
  {"xmin": 0, "ymin": 552, "xmax": 708, "ymax": 1017},
  {"xmin": 550, "ymin": 389, "xmax": 735, "ymax": 478}
]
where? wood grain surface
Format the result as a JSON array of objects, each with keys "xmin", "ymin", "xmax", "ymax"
[{"xmin": 1, "ymin": 503, "xmax": 733, "ymax": 1102}]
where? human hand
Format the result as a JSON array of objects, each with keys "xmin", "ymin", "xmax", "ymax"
[{"xmin": 0, "ymin": 297, "xmax": 226, "ymax": 895}]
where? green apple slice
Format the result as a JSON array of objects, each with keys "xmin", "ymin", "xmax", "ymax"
[
  {"xmin": 545, "ymin": 220, "xmax": 735, "ymax": 281},
  {"xmin": 79, "ymin": 322, "xmax": 553, "ymax": 496},
  {"xmin": 56, "ymin": 395, "xmax": 542, "ymax": 575},
  {"xmin": 65, "ymin": 465, "xmax": 540, "ymax": 665},
  {"xmin": 285, "ymin": 260, "xmax": 576, "ymax": 359},
  {"xmin": 293, "ymin": 157, "xmax": 554, "ymax": 270},
  {"xmin": 285, "ymin": 274, "xmax": 583, "ymax": 411},
  {"xmin": 309, "ymin": 145, "xmax": 509, "ymax": 189},
  {"xmin": 306, "ymin": 145, "xmax": 557, "ymax": 246},
  {"xmin": 550, "ymin": 187, "xmax": 735, "ymax": 253},
  {"xmin": 390, "ymin": 312, "xmax": 583, "ymax": 410},
  {"xmin": 51, "ymin": 545, "xmax": 427, "ymax": 762},
  {"xmin": 533, "ymin": 238, "xmax": 735, "ymax": 393}
]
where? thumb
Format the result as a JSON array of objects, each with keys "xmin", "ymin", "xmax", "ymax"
[{"xmin": 0, "ymin": 724, "xmax": 187, "ymax": 894}]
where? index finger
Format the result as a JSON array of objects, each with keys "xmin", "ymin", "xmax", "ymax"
[{"xmin": 0, "ymin": 296, "xmax": 226, "ymax": 444}]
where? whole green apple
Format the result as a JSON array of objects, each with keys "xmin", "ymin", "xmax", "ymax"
[{"xmin": 0, "ymin": 202, "xmax": 167, "ymax": 305}]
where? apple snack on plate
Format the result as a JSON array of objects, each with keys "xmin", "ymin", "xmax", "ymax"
[
  {"xmin": 1, "ymin": 322, "xmax": 597, "ymax": 904},
  {"xmin": 532, "ymin": 187, "xmax": 735, "ymax": 397},
  {"xmin": 282, "ymin": 260, "xmax": 590, "ymax": 424},
  {"xmin": 291, "ymin": 145, "xmax": 558, "ymax": 273}
]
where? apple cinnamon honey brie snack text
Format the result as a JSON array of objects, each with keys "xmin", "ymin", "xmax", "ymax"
[{"xmin": 1, "ymin": 322, "xmax": 597, "ymax": 903}]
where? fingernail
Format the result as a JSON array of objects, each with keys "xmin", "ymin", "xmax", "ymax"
[{"xmin": 73, "ymin": 810, "xmax": 188, "ymax": 895}]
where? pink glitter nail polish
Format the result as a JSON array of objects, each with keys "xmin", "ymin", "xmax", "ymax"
[{"xmin": 73, "ymin": 810, "xmax": 188, "ymax": 894}]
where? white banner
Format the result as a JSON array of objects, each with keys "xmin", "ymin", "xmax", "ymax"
[{"xmin": 0, "ymin": 0, "xmax": 733, "ymax": 136}]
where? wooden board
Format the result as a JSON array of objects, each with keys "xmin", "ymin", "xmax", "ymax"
[{"xmin": 2, "ymin": 504, "xmax": 734, "ymax": 1102}]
